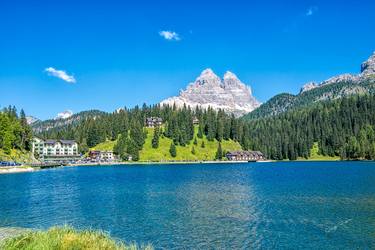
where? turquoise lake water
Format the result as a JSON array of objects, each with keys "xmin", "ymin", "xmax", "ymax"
[{"xmin": 1, "ymin": 162, "xmax": 375, "ymax": 249}]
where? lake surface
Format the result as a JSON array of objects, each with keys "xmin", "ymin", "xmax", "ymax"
[{"xmin": 1, "ymin": 162, "xmax": 375, "ymax": 249}]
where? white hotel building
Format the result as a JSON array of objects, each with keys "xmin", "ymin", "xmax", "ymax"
[{"xmin": 32, "ymin": 137, "xmax": 79, "ymax": 162}]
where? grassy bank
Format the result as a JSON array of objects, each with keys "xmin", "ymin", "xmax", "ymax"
[
  {"xmin": 297, "ymin": 142, "xmax": 340, "ymax": 161},
  {"xmin": 1, "ymin": 226, "xmax": 152, "ymax": 250}
]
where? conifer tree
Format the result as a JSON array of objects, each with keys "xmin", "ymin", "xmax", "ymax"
[
  {"xmin": 114, "ymin": 132, "xmax": 128, "ymax": 159},
  {"xmin": 127, "ymin": 138, "xmax": 140, "ymax": 161},
  {"xmin": 152, "ymin": 126, "xmax": 160, "ymax": 149},
  {"xmin": 197, "ymin": 122, "xmax": 204, "ymax": 139},
  {"xmin": 191, "ymin": 146, "xmax": 196, "ymax": 155},
  {"xmin": 193, "ymin": 137, "xmax": 198, "ymax": 145},
  {"xmin": 169, "ymin": 142, "xmax": 177, "ymax": 157},
  {"xmin": 215, "ymin": 142, "xmax": 223, "ymax": 160}
]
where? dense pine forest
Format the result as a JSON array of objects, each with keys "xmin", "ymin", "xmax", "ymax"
[
  {"xmin": 0, "ymin": 106, "xmax": 33, "ymax": 155},
  {"xmin": 243, "ymin": 94, "xmax": 375, "ymax": 160}
]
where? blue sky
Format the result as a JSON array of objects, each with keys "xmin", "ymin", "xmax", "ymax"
[{"xmin": 1, "ymin": 0, "xmax": 374, "ymax": 119}]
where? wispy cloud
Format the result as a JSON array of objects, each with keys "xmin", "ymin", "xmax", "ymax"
[
  {"xmin": 159, "ymin": 30, "xmax": 180, "ymax": 41},
  {"xmin": 45, "ymin": 67, "xmax": 76, "ymax": 83},
  {"xmin": 306, "ymin": 6, "xmax": 318, "ymax": 16},
  {"xmin": 283, "ymin": 6, "xmax": 319, "ymax": 32}
]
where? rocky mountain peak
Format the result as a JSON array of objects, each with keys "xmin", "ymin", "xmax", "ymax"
[
  {"xmin": 300, "ymin": 82, "xmax": 318, "ymax": 93},
  {"xmin": 361, "ymin": 51, "xmax": 375, "ymax": 76},
  {"xmin": 161, "ymin": 69, "xmax": 260, "ymax": 116},
  {"xmin": 196, "ymin": 68, "xmax": 221, "ymax": 86},
  {"xmin": 223, "ymin": 71, "xmax": 253, "ymax": 96},
  {"xmin": 223, "ymin": 71, "xmax": 238, "ymax": 80}
]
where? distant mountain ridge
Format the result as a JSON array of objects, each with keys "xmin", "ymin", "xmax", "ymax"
[
  {"xmin": 244, "ymin": 52, "xmax": 375, "ymax": 120},
  {"xmin": 26, "ymin": 116, "xmax": 40, "ymax": 125},
  {"xmin": 32, "ymin": 110, "xmax": 106, "ymax": 134},
  {"xmin": 300, "ymin": 52, "xmax": 375, "ymax": 93},
  {"xmin": 160, "ymin": 69, "xmax": 260, "ymax": 117}
]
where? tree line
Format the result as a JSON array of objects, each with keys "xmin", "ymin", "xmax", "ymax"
[{"xmin": 0, "ymin": 106, "xmax": 32, "ymax": 155}]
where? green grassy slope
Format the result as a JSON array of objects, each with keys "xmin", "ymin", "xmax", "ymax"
[
  {"xmin": 89, "ymin": 126, "xmax": 242, "ymax": 162},
  {"xmin": 297, "ymin": 142, "xmax": 340, "ymax": 161},
  {"xmin": 140, "ymin": 127, "xmax": 242, "ymax": 162},
  {"xmin": 91, "ymin": 140, "xmax": 117, "ymax": 151}
]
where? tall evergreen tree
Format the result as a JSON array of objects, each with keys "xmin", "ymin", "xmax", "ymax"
[
  {"xmin": 215, "ymin": 142, "xmax": 223, "ymax": 160},
  {"xmin": 169, "ymin": 142, "xmax": 177, "ymax": 157},
  {"xmin": 152, "ymin": 126, "xmax": 160, "ymax": 149}
]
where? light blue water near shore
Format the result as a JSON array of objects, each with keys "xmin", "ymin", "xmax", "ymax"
[{"xmin": 1, "ymin": 162, "xmax": 375, "ymax": 249}]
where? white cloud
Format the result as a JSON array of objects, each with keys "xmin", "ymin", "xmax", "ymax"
[
  {"xmin": 306, "ymin": 6, "xmax": 318, "ymax": 16},
  {"xmin": 45, "ymin": 67, "xmax": 76, "ymax": 83},
  {"xmin": 159, "ymin": 30, "xmax": 180, "ymax": 41},
  {"xmin": 55, "ymin": 110, "xmax": 73, "ymax": 120}
]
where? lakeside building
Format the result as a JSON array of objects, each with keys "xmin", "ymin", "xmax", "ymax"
[
  {"xmin": 226, "ymin": 150, "xmax": 266, "ymax": 161},
  {"xmin": 32, "ymin": 137, "xmax": 80, "ymax": 162},
  {"xmin": 146, "ymin": 117, "xmax": 163, "ymax": 127},
  {"xmin": 88, "ymin": 150, "xmax": 114, "ymax": 162}
]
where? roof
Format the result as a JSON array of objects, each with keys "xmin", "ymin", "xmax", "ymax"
[
  {"xmin": 226, "ymin": 150, "xmax": 264, "ymax": 156},
  {"xmin": 60, "ymin": 140, "xmax": 76, "ymax": 145},
  {"xmin": 45, "ymin": 139, "xmax": 57, "ymax": 144},
  {"xmin": 44, "ymin": 139, "xmax": 76, "ymax": 145},
  {"xmin": 146, "ymin": 117, "xmax": 163, "ymax": 122}
]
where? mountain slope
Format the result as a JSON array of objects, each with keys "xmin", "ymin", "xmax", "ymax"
[
  {"xmin": 32, "ymin": 110, "xmax": 106, "ymax": 133},
  {"xmin": 243, "ymin": 94, "xmax": 375, "ymax": 160},
  {"xmin": 244, "ymin": 52, "xmax": 375, "ymax": 120},
  {"xmin": 161, "ymin": 69, "xmax": 260, "ymax": 117}
]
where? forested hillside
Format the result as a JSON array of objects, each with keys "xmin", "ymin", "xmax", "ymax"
[
  {"xmin": 37, "ymin": 104, "xmax": 248, "ymax": 161},
  {"xmin": 0, "ymin": 106, "xmax": 33, "ymax": 161},
  {"xmin": 243, "ymin": 94, "xmax": 375, "ymax": 160},
  {"xmin": 245, "ymin": 76, "xmax": 375, "ymax": 119}
]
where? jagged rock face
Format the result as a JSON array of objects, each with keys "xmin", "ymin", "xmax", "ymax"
[
  {"xmin": 300, "ymin": 82, "xmax": 318, "ymax": 93},
  {"xmin": 300, "ymin": 52, "xmax": 375, "ymax": 94},
  {"xmin": 160, "ymin": 69, "xmax": 260, "ymax": 116},
  {"xmin": 321, "ymin": 74, "xmax": 359, "ymax": 85},
  {"xmin": 223, "ymin": 71, "xmax": 260, "ymax": 113},
  {"xmin": 361, "ymin": 52, "xmax": 375, "ymax": 76}
]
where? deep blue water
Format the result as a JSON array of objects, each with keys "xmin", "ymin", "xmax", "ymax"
[{"xmin": 1, "ymin": 162, "xmax": 375, "ymax": 249}]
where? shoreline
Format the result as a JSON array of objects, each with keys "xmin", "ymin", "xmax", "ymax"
[
  {"xmin": 68, "ymin": 160, "xmax": 259, "ymax": 167},
  {"xmin": 1, "ymin": 159, "xmax": 373, "ymax": 175},
  {"xmin": 0, "ymin": 167, "xmax": 35, "ymax": 174}
]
